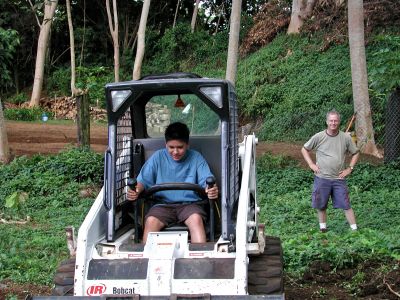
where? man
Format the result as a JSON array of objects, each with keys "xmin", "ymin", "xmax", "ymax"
[
  {"xmin": 301, "ymin": 110, "xmax": 360, "ymax": 232},
  {"xmin": 127, "ymin": 122, "xmax": 218, "ymax": 243}
]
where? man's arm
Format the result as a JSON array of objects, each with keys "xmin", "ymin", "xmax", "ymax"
[
  {"xmin": 301, "ymin": 147, "xmax": 320, "ymax": 173},
  {"xmin": 339, "ymin": 152, "xmax": 360, "ymax": 178}
]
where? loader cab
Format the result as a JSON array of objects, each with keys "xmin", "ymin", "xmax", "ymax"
[{"xmin": 103, "ymin": 73, "xmax": 240, "ymax": 243}]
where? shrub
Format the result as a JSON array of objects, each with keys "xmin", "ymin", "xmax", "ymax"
[
  {"xmin": 47, "ymin": 66, "xmax": 115, "ymax": 108},
  {"xmin": 4, "ymin": 107, "xmax": 53, "ymax": 121}
]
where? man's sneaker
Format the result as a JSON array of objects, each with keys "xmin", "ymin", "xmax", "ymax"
[{"xmin": 320, "ymin": 228, "xmax": 328, "ymax": 233}]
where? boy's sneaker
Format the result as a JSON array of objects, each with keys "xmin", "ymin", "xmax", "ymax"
[{"xmin": 320, "ymin": 228, "xmax": 328, "ymax": 233}]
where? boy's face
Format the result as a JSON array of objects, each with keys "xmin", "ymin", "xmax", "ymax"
[{"xmin": 166, "ymin": 139, "xmax": 189, "ymax": 161}]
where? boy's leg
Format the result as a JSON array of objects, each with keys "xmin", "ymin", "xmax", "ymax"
[
  {"xmin": 185, "ymin": 213, "xmax": 206, "ymax": 243},
  {"xmin": 178, "ymin": 203, "xmax": 207, "ymax": 243},
  {"xmin": 143, "ymin": 216, "xmax": 165, "ymax": 243}
]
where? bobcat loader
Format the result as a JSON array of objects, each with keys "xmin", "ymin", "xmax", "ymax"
[{"xmin": 29, "ymin": 73, "xmax": 284, "ymax": 299}]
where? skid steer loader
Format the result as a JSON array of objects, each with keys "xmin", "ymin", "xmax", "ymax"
[{"xmin": 28, "ymin": 73, "xmax": 284, "ymax": 299}]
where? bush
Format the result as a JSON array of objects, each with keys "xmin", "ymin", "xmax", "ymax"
[
  {"xmin": 0, "ymin": 148, "xmax": 103, "ymax": 284},
  {"xmin": 47, "ymin": 66, "xmax": 115, "ymax": 108},
  {"xmin": 4, "ymin": 107, "xmax": 53, "ymax": 121},
  {"xmin": 8, "ymin": 93, "xmax": 28, "ymax": 105}
]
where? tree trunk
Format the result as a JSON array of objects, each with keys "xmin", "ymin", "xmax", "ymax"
[
  {"xmin": 348, "ymin": 0, "xmax": 381, "ymax": 157},
  {"xmin": 106, "ymin": 0, "xmax": 120, "ymax": 82},
  {"xmin": 66, "ymin": 0, "xmax": 77, "ymax": 96},
  {"xmin": 287, "ymin": 0, "xmax": 317, "ymax": 34},
  {"xmin": 29, "ymin": 0, "xmax": 58, "ymax": 107},
  {"xmin": 191, "ymin": 0, "xmax": 200, "ymax": 33},
  {"xmin": 173, "ymin": 0, "xmax": 181, "ymax": 29},
  {"xmin": 225, "ymin": 0, "xmax": 242, "ymax": 86},
  {"xmin": 0, "ymin": 100, "xmax": 11, "ymax": 164},
  {"xmin": 132, "ymin": 0, "xmax": 151, "ymax": 80},
  {"xmin": 77, "ymin": 94, "xmax": 90, "ymax": 149}
]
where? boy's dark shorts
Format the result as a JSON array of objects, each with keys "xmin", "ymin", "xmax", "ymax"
[
  {"xmin": 312, "ymin": 176, "xmax": 351, "ymax": 210},
  {"xmin": 146, "ymin": 202, "xmax": 207, "ymax": 226}
]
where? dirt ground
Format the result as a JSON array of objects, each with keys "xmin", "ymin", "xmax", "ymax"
[
  {"xmin": 2, "ymin": 121, "xmax": 396, "ymax": 300},
  {"xmin": 5, "ymin": 121, "xmax": 383, "ymax": 166}
]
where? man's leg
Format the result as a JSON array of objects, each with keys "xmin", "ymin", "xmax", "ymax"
[
  {"xmin": 317, "ymin": 209, "xmax": 327, "ymax": 231},
  {"xmin": 312, "ymin": 176, "xmax": 330, "ymax": 232},
  {"xmin": 344, "ymin": 208, "xmax": 357, "ymax": 230},
  {"xmin": 332, "ymin": 180, "xmax": 357, "ymax": 230},
  {"xmin": 143, "ymin": 216, "xmax": 165, "ymax": 243},
  {"xmin": 185, "ymin": 213, "xmax": 206, "ymax": 243}
]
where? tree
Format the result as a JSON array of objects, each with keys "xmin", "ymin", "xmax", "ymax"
[
  {"xmin": 106, "ymin": 0, "xmax": 120, "ymax": 82},
  {"xmin": 29, "ymin": 0, "xmax": 58, "ymax": 107},
  {"xmin": 173, "ymin": 0, "xmax": 181, "ymax": 29},
  {"xmin": 0, "ymin": 99, "xmax": 11, "ymax": 164},
  {"xmin": 191, "ymin": 0, "xmax": 201, "ymax": 33},
  {"xmin": 348, "ymin": 0, "xmax": 381, "ymax": 157},
  {"xmin": 66, "ymin": 0, "xmax": 78, "ymax": 95},
  {"xmin": 287, "ymin": 0, "xmax": 317, "ymax": 34},
  {"xmin": 132, "ymin": 0, "xmax": 151, "ymax": 80},
  {"xmin": 225, "ymin": 0, "xmax": 242, "ymax": 86}
]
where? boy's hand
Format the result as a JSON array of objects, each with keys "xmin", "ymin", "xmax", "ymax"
[{"xmin": 205, "ymin": 185, "xmax": 219, "ymax": 200}]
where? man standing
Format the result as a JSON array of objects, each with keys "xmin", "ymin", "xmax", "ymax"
[
  {"xmin": 127, "ymin": 122, "xmax": 218, "ymax": 243},
  {"xmin": 301, "ymin": 110, "xmax": 360, "ymax": 232}
]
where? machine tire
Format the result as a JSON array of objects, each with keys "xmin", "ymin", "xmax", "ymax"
[
  {"xmin": 52, "ymin": 257, "xmax": 76, "ymax": 296},
  {"xmin": 248, "ymin": 236, "xmax": 284, "ymax": 295}
]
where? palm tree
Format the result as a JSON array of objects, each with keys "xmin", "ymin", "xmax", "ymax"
[{"xmin": 348, "ymin": 0, "xmax": 381, "ymax": 157}]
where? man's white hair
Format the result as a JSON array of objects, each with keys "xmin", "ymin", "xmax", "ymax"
[{"xmin": 326, "ymin": 110, "xmax": 341, "ymax": 121}]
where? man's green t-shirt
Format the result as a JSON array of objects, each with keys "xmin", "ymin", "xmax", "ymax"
[{"xmin": 304, "ymin": 130, "xmax": 359, "ymax": 179}]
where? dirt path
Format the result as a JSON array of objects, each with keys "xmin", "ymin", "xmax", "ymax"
[
  {"xmin": 6, "ymin": 121, "xmax": 382, "ymax": 167},
  {"xmin": 6, "ymin": 121, "xmax": 108, "ymax": 157}
]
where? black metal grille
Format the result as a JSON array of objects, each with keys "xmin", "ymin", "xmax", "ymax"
[{"xmin": 115, "ymin": 111, "xmax": 132, "ymax": 206}]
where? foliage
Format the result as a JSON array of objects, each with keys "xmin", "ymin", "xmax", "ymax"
[
  {"xmin": 143, "ymin": 23, "xmax": 229, "ymax": 76},
  {"xmin": 4, "ymin": 107, "xmax": 53, "ymax": 121},
  {"xmin": 0, "ymin": 148, "xmax": 103, "ymax": 284},
  {"xmin": 0, "ymin": 28, "xmax": 19, "ymax": 92},
  {"xmin": 7, "ymin": 93, "xmax": 28, "ymax": 105},
  {"xmin": 235, "ymin": 32, "xmax": 399, "ymax": 144},
  {"xmin": 47, "ymin": 66, "xmax": 115, "ymax": 108},
  {"xmin": 258, "ymin": 159, "xmax": 400, "ymax": 275},
  {"xmin": 368, "ymin": 34, "xmax": 400, "ymax": 94},
  {"xmin": 237, "ymin": 34, "xmax": 354, "ymax": 141},
  {"xmin": 257, "ymin": 151, "xmax": 299, "ymax": 170}
]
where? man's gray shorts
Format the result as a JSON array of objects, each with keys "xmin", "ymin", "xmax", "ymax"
[{"xmin": 312, "ymin": 176, "xmax": 351, "ymax": 210}]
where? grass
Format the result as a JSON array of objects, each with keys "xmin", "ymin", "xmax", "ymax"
[
  {"xmin": 1, "ymin": 150, "xmax": 399, "ymax": 286},
  {"xmin": 257, "ymin": 155, "xmax": 400, "ymax": 276}
]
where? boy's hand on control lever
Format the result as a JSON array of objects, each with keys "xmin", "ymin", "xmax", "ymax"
[
  {"xmin": 205, "ymin": 176, "xmax": 218, "ymax": 200},
  {"xmin": 126, "ymin": 178, "xmax": 144, "ymax": 201}
]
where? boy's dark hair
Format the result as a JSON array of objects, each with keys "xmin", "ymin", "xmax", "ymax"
[{"xmin": 165, "ymin": 122, "xmax": 190, "ymax": 143}]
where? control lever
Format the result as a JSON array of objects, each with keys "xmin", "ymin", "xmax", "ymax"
[
  {"xmin": 127, "ymin": 178, "xmax": 137, "ymax": 191},
  {"xmin": 206, "ymin": 176, "xmax": 216, "ymax": 192}
]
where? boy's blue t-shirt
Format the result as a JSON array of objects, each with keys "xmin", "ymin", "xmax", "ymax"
[{"xmin": 137, "ymin": 148, "xmax": 213, "ymax": 203}]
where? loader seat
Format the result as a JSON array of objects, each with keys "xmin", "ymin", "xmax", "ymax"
[{"xmin": 131, "ymin": 136, "xmax": 221, "ymax": 242}]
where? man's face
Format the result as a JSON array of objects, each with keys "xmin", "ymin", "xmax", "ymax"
[
  {"xmin": 166, "ymin": 139, "xmax": 188, "ymax": 161},
  {"xmin": 326, "ymin": 113, "xmax": 340, "ymax": 132}
]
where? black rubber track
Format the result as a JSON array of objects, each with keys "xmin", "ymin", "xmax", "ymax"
[
  {"xmin": 248, "ymin": 236, "xmax": 284, "ymax": 295},
  {"xmin": 51, "ymin": 257, "xmax": 76, "ymax": 296}
]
